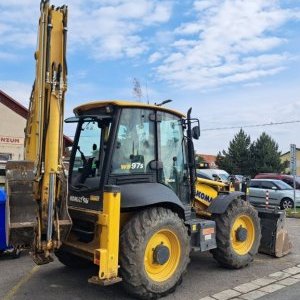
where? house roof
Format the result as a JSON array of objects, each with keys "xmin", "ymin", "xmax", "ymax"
[
  {"xmin": 0, "ymin": 89, "xmax": 73, "ymax": 147},
  {"xmin": 281, "ymin": 148, "xmax": 300, "ymax": 157},
  {"xmin": 0, "ymin": 89, "xmax": 28, "ymax": 119},
  {"xmin": 198, "ymin": 154, "xmax": 217, "ymax": 164}
]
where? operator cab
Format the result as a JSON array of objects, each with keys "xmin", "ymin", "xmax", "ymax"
[{"xmin": 66, "ymin": 101, "xmax": 199, "ymax": 212}]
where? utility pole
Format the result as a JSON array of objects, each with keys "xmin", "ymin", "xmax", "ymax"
[{"xmin": 290, "ymin": 144, "xmax": 297, "ymax": 214}]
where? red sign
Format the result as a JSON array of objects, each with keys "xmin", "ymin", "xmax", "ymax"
[{"xmin": 0, "ymin": 136, "xmax": 24, "ymax": 145}]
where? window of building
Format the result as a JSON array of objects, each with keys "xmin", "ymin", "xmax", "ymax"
[{"xmin": 0, "ymin": 153, "xmax": 12, "ymax": 161}]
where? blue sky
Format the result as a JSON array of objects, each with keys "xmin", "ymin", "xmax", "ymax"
[{"xmin": 0, "ymin": 0, "xmax": 300, "ymax": 154}]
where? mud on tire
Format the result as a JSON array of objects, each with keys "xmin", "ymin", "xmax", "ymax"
[
  {"xmin": 119, "ymin": 207, "xmax": 190, "ymax": 299},
  {"xmin": 211, "ymin": 199, "xmax": 261, "ymax": 269}
]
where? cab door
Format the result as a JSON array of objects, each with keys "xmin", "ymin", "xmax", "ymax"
[{"xmin": 158, "ymin": 112, "xmax": 190, "ymax": 204}]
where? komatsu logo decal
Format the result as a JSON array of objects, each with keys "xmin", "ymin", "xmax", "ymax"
[
  {"xmin": 69, "ymin": 195, "xmax": 89, "ymax": 204},
  {"xmin": 196, "ymin": 191, "xmax": 213, "ymax": 203}
]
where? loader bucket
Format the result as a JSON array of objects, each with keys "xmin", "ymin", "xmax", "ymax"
[
  {"xmin": 256, "ymin": 206, "xmax": 292, "ymax": 258},
  {"xmin": 5, "ymin": 161, "xmax": 37, "ymax": 249}
]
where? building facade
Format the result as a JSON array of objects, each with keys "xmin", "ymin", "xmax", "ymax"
[
  {"xmin": 281, "ymin": 148, "xmax": 300, "ymax": 176},
  {"xmin": 195, "ymin": 153, "xmax": 218, "ymax": 169},
  {"xmin": 0, "ymin": 90, "xmax": 72, "ymax": 185}
]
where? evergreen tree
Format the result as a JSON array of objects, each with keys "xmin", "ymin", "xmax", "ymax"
[
  {"xmin": 216, "ymin": 129, "xmax": 251, "ymax": 174},
  {"xmin": 250, "ymin": 132, "xmax": 284, "ymax": 177}
]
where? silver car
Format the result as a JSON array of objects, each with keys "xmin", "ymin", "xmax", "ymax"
[{"xmin": 249, "ymin": 179, "xmax": 300, "ymax": 209}]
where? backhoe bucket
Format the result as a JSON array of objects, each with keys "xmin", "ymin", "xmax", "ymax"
[
  {"xmin": 256, "ymin": 206, "xmax": 292, "ymax": 258},
  {"xmin": 5, "ymin": 161, "xmax": 37, "ymax": 248}
]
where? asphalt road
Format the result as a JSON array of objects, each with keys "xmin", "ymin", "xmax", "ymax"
[{"xmin": 1, "ymin": 217, "xmax": 300, "ymax": 300}]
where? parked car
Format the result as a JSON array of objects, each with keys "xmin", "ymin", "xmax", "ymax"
[
  {"xmin": 255, "ymin": 173, "xmax": 300, "ymax": 189},
  {"xmin": 230, "ymin": 174, "xmax": 248, "ymax": 183},
  {"xmin": 249, "ymin": 179, "xmax": 300, "ymax": 209},
  {"xmin": 196, "ymin": 168, "xmax": 230, "ymax": 183}
]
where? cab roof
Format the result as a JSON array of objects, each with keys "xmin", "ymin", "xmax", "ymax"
[{"xmin": 73, "ymin": 100, "xmax": 185, "ymax": 118}]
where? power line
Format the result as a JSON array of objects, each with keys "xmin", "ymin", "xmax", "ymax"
[
  {"xmin": 202, "ymin": 120, "xmax": 300, "ymax": 132},
  {"xmin": 64, "ymin": 119, "xmax": 300, "ymax": 138}
]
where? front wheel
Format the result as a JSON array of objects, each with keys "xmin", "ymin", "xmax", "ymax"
[
  {"xmin": 211, "ymin": 199, "xmax": 261, "ymax": 269},
  {"xmin": 120, "ymin": 207, "xmax": 190, "ymax": 299},
  {"xmin": 280, "ymin": 198, "xmax": 294, "ymax": 210}
]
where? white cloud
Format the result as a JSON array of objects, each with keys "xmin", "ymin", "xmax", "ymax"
[
  {"xmin": 67, "ymin": 0, "xmax": 173, "ymax": 60},
  {"xmin": 155, "ymin": 0, "xmax": 300, "ymax": 90},
  {"xmin": 148, "ymin": 52, "xmax": 164, "ymax": 64},
  {"xmin": 0, "ymin": 0, "xmax": 173, "ymax": 60},
  {"xmin": 193, "ymin": 0, "xmax": 219, "ymax": 12}
]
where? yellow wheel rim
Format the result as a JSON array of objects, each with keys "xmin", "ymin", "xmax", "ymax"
[
  {"xmin": 231, "ymin": 214, "xmax": 255, "ymax": 255},
  {"xmin": 144, "ymin": 229, "xmax": 181, "ymax": 282}
]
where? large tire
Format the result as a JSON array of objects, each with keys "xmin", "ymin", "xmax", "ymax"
[
  {"xmin": 120, "ymin": 207, "xmax": 190, "ymax": 299},
  {"xmin": 211, "ymin": 199, "xmax": 261, "ymax": 269},
  {"xmin": 55, "ymin": 248, "xmax": 91, "ymax": 268}
]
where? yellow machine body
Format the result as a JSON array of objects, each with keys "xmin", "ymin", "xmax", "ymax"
[{"xmin": 194, "ymin": 177, "xmax": 232, "ymax": 214}]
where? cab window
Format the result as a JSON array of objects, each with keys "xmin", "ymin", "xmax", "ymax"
[
  {"xmin": 159, "ymin": 112, "xmax": 187, "ymax": 195},
  {"xmin": 111, "ymin": 108, "xmax": 155, "ymax": 174},
  {"xmin": 70, "ymin": 118, "xmax": 111, "ymax": 190}
]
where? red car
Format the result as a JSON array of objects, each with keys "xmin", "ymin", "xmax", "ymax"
[{"xmin": 254, "ymin": 173, "xmax": 300, "ymax": 189}]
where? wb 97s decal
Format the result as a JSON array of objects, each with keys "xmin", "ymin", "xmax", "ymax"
[{"xmin": 69, "ymin": 195, "xmax": 89, "ymax": 204}]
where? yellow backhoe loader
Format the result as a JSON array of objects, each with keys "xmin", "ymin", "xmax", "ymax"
[{"xmin": 4, "ymin": 1, "xmax": 291, "ymax": 299}]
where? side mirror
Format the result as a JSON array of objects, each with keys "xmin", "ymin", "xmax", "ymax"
[
  {"xmin": 271, "ymin": 186, "xmax": 277, "ymax": 190},
  {"xmin": 212, "ymin": 174, "xmax": 221, "ymax": 181},
  {"xmin": 192, "ymin": 125, "xmax": 200, "ymax": 140}
]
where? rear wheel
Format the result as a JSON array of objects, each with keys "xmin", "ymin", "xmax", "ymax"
[
  {"xmin": 211, "ymin": 199, "xmax": 261, "ymax": 269},
  {"xmin": 120, "ymin": 207, "xmax": 190, "ymax": 299},
  {"xmin": 55, "ymin": 248, "xmax": 91, "ymax": 268},
  {"xmin": 280, "ymin": 198, "xmax": 294, "ymax": 210}
]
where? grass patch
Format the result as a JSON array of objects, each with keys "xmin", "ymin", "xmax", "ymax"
[{"xmin": 286, "ymin": 207, "xmax": 300, "ymax": 218}]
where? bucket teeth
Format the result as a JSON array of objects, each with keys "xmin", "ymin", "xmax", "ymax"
[{"xmin": 32, "ymin": 252, "xmax": 54, "ymax": 265}]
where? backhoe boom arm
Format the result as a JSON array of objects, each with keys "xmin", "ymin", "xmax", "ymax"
[{"xmin": 5, "ymin": 0, "xmax": 71, "ymax": 264}]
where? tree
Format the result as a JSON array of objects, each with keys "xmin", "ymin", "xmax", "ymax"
[
  {"xmin": 250, "ymin": 132, "xmax": 284, "ymax": 177},
  {"xmin": 216, "ymin": 129, "xmax": 252, "ymax": 174}
]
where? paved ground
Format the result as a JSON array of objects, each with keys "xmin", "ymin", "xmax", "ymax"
[{"xmin": 1, "ymin": 217, "xmax": 300, "ymax": 300}]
